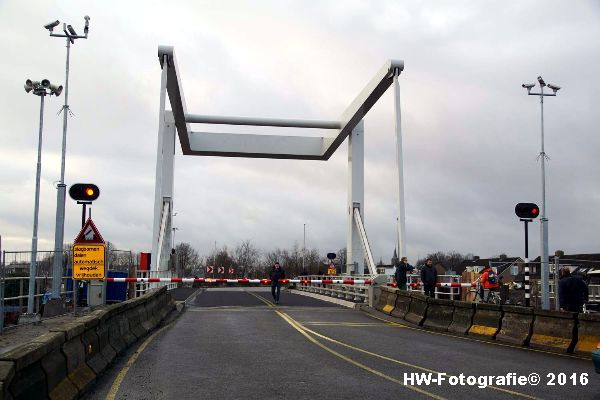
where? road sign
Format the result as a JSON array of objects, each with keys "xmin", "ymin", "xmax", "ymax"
[
  {"xmin": 73, "ymin": 244, "xmax": 105, "ymax": 280},
  {"xmin": 327, "ymin": 263, "xmax": 337, "ymax": 275},
  {"xmin": 207, "ymin": 266, "xmax": 214, "ymax": 273},
  {"xmin": 218, "ymin": 266, "xmax": 225, "ymax": 274},
  {"xmin": 74, "ymin": 218, "xmax": 105, "ymax": 244},
  {"xmin": 72, "ymin": 218, "xmax": 106, "ymax": 280},
  {"xmin": 229, "ymin": 267, "xmax": 235, "ymax": 274}
]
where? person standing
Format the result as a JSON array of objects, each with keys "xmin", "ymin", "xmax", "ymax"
[
  {"xmin": 395, "ymin": 256, "xmax": 415, "ymax": 291},
  {"xmin": 420, "ymin": 258, "xmax": 437, "ymax": 297},
  {"xmin": 558, "ymin": 267, "xmax": 588, "ymax": 312},
  {"xmin": 269, "ymin": 262, "xmax": 286, "ymax": 304}
]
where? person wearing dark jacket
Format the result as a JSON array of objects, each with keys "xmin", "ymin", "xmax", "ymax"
[
  {"xmin": 395, "ymin": 257, "xmax": 415, "ymax": 291},
  {"xmin": 558, "ymin": 267, "xmax": 588, "ymax": 312},
  {"xmin": 420, "ymin": 258, "xmax": 437, "ymax": 297},
  {"xmin": 269, "ymin": 262, "xmax": 286, "ymax": 304}
]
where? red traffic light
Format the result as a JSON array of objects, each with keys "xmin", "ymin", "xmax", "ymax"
[
  {"xmin": 69, "ymin": 183, "xmax": 100, "ymax": 201},
  {"xmin": 515, "ymin": 203, "xmax": 540, "ymax": 219}
]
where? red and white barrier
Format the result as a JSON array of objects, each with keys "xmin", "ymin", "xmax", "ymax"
[
  {"xmin": 104, "ymin": 277, "xmax": 372, "ymax": 285},
  {"xmin": 387, "ymin": 282, "xmax": 475, "ymax": 288}
]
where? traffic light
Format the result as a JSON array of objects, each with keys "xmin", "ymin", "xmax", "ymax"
[
  {"xmin": 69, "ymin": 183, "xmax": 100, "ymax": 202},
  {"xmin": 515, "ymin": 203, "xmax": 539, "ymax": 219}
]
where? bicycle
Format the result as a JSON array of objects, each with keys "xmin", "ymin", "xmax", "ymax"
[{"xmin": 471, "ymin": 281, "xmax": 501, "ymax": 305}]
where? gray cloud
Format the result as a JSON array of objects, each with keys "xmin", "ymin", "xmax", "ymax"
[{"xmin": 1, "ymin": 0, "xmax": 599, "ymax": 267}]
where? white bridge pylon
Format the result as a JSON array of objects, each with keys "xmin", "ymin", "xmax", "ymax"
[{"xmin": 152, "ymin": 46, "xmax": 406, "ymax": 275}]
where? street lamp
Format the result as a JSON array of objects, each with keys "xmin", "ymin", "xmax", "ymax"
[
  {"xmin": 45, "ymin": 16, "xmax": 90, "ymax": 301},
  {"xmin": 522, "ymin": 75, "xmax": 561, "ymax": 310},
  {"xmin": 21, "ymin": 79, "xmax": 62, "ymax": 322},
  {"xmin": 302, "ymin": 223, "xmax": 306, "ymax": 273}
]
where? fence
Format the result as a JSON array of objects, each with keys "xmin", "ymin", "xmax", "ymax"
[
  {"xmin": 297, "ymin": 275, "xmax": 371, "ymax": 303},
  {"xmin": 1, "ymin": 248, "xmax": 137, "ymax": 331}
]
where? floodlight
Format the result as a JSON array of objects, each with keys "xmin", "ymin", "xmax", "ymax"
[
  {"xmin": 537, "ymin": 76, "xmax": 546, "ymax": 86},
  {"xmin": 44, "ymin": 20, "xmax": 60, "ymax": 31}
]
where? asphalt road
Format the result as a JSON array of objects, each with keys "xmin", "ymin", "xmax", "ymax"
[{"xmin": 88, "ymin": 288, "xmax": 600, "ymax": 400}]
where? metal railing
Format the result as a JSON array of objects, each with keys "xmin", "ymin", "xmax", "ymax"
[
  {"xmin": 296, "ymin": 274, "xmax": 371, "ymax": 303},
  {"xmin": 135, "ymin": 269, "xmax": 178, "ymax": 297},
  {"xmin": 1, "ymin": 248, "xmax": 138, "ymax": 331},
  {"xmin": 405, "ymin": 274, "xmax": 463, "ymax": 300}
]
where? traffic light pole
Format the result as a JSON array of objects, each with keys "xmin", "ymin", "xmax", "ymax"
[
  {"xmin": 77, "ymin": 201, "xmax": 92, "ymax": 228},
  {"xmin": 521, "ymin": 218, "xmax": 532, "ymax": 307}
]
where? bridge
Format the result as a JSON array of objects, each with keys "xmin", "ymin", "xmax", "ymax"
[
  {"xmin": 2, "ymin": 45, "xmax": 599, "ymax": 400},
  {"xmin": 0, "ymin": 282, "xmax": 598, "ymax": 399}
]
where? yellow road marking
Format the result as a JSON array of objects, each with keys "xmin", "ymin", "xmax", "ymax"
[
  {"xmin": 302, "ymin": 322, "xmax": 402, "ymax": 327},
  {"xmin": 105, "ymin": 325, "xmax": 170, "ymax": 400},
  {"xmin": 246, "ymin": 291, "xmax": 445, "ymax": 400},
  {"xmin": 249, "ymin": 292, "xmax": 540, "ymax": 400}
]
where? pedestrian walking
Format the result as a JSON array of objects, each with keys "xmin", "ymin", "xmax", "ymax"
[
  {"xmin": 269, "ymin": 262, "xmax": 286, "ymax": 304},
  {"xmin": 420, "ymin": 258, "xmax": 437, "ymax": 297},
  {"xmin": 558, "ymin": 267, "xmax": 588, "ymax": 313},
  {"xmin": 395, "ymin": 256, "xmax": 415, "ymax": 291}
]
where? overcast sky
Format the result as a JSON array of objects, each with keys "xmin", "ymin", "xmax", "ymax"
[{"xmin": 1, "ymin": 0, "xmax": 599, "ymax": 266}]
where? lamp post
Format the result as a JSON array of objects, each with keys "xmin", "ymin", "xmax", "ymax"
[
  {"xmin": 522, "ymin": 76, "xmax": 561, "ymax": 310},
  {"xmin": 21, "ymin": 79, "xmax": 62, "ymax": 322},
  {"xmin": 44, "ymin": 17, "xmax": 90, "ymax": 301},
  {"xmin": 302, "ymin": 223, "xmax": 306, "ymax": 273}
]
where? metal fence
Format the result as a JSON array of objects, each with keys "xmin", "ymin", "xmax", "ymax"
[
  {"xmin": 1, "ymin": 248, "xmax": 136, "ymax": 331},
  {"xmin": 296, "ymin": 275, "xmax": 371, "ymax": 303}
]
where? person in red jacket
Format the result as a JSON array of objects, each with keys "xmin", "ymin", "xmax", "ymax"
[{"xmin": 480, "ymin": 265, "xmax": 500, "ymax": 302}]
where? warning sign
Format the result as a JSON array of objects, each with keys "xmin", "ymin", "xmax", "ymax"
[
  {"xmin": 74, "ymin": 218, "xmax": 105, "ymax": 244},
  {"xmin": 73, "ymin": 244, "xmax": 105, "ymax": 280}
]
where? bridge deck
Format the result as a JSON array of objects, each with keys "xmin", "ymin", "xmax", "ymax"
[{"xmin": 88, "ymin": 288, "xmax": 599, "ymax": 400}]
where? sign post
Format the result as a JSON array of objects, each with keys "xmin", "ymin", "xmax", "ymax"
[{"xmin": 73, "ymin": 218, "xmax": 106, "ymax": 308}]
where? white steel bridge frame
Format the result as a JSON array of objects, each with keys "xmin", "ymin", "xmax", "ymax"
[{"xmin": 152, "ymin": 46, "xmax": 406, "ymax": 276}]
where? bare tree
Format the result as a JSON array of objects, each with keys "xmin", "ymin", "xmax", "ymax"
[
  {"xmin": 232, "ymin": 240, "xmax": 261, "ymax": 278},
  {"xmin": 176, "ymin": 243, "xmax": 202, "ymax": 277},
  {"xmin": 416, "ymin": 251, "xmax": 469, "ymax": 272}
]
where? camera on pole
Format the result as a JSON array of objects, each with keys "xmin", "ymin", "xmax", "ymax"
[{"xmin": 515, "ymin": 202, "xmax": 539, "ymax": 307}]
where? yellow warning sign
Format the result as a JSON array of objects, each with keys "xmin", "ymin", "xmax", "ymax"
[{"xmin": 73, "ymin": 244, "xmax": 105, "ymax": 280}]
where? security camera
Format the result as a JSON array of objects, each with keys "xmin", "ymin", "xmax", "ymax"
[
  {"xmin": 84, "ymin": 15, "xmax": 90, "ymax": 35},
  {"xmin": 44, "ymin": 20, "xmax": 60, "ymax": 31},
  {"xmin": 67, "ymin": 25, "xmax": 77, "ymax": 36},
  {"xmin": 41, "ymin": 79, "xmax": 50, "ymax": 88},
  {"xmin": 522, "ymin": 83, "xmax": 535, "ymax": 89},
  {"xmin": 537, "ymin": 76, "xmax": 546, "ymax": 86},
  {"xmin": 547, "ymin": 84, "xmax": 561, "ymax": 92}
]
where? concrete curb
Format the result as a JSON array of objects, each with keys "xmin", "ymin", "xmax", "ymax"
[
  {"xmin": 496, "ymin": 305, "xmax": 534, "ymax": 346},
  {"xmin": 468, "ymin": 303, "xmax": 502, "ymax": 340},
  {"xmin": 405, "ymin": 292, "xmax": 428, "ymax": 326},
  {"xmin": 0, "ymin": 286, "xmax": 177, "ymax": 400},
  {"xmin": 530, "ymin": 309, "xmax": 577, "ymax": 353},
  {"xmin": 423, "ymin": 298, "xmax": 453, "ymax": 332}
]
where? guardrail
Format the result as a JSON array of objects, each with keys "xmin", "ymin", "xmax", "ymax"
[{"xmin": 296, "ymin": 275, "xmax": 372, "ymax": 303}]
